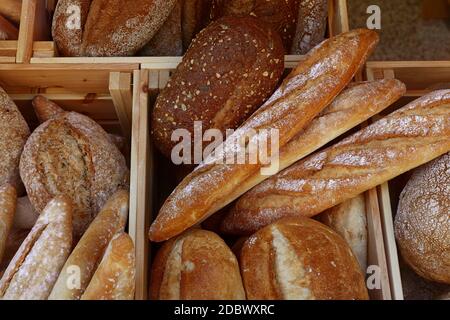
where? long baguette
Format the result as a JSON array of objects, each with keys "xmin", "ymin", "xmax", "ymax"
[
  {"xmin": 0, "ymin": 184, "xmax": 16, "ymax": 265},
  {"xmin": 222, "ymin": 90, "xmax": 450, "ymax": 235},
  {"xmin": 149, "ymin": 29, "xmax": 379, "ymax": 242}
]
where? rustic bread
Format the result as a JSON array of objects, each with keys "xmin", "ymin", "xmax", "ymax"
[
  {"xmin": 0, "ymin": 228, "xmax": 28, "ymax": 278},
  {"xmin": 149, "ymin": 29, "xmax": 379, "ymax": 242},
  {"xmin": 150, "ymin": 229, "xmax": 245, "ymax": 300},
  {"xmin": 20, "ymin": 96, "xmax": 129, "ymax": 238},
  {"xmin": 395, "ymin": 152, "xmax": 450, "ymax": 284},
  {"xmin": 223, "ymin": 90, "xmax": 450, "ymax": 235},
  {"xmin": 0, "ymin": 184, "xmax": 16, "ymax": 265},
  {"xmin": 0, "ymin": 87, "xmax": 30, "ymax": 191},
  {"xmin": 152, "ymin": 16, "xmax": 285, "ymax": 158},
  {"xmin": 182, "ymin": 0, "xmax": 213, "ymax": 50},
  {"xmin": 0, "ymin": 0, "xmax": 21, "ymax": 24},
  {"xmin": 0, "ymin": 196, "xmax": 72, "ymax": 300},
  {"xmin": 49, "ymin": 190, "xmax": 129, "ymax": 300},
  {"xmin": 240, "ymin": 217, "xmax": 369, "ymax": 300}
]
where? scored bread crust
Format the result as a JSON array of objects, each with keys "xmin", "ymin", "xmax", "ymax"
[
  {"xmin": 150, "ymin": 229, "xmax": 246, "ymax": 300},
  {"xmin": 224, "ymin": 90, "xmax": 450, "ymax": 235},
  {"xmin": 20, "ymin": 111, "xmax": 129, "ymax": 238},
  {"xmin": 395, "ymin": 152, "xmax": 450, "ymax": 284},
  {"xmin": 240, "ymin": 217, "xmax": 369, "ymax": 300},
  {"xmin": 0, "ymin": 184, "xmax": 17, "ymax": 265},
  {"xmin": 149, "ymin": 29, "xmax": 379, "ymax": 242}
]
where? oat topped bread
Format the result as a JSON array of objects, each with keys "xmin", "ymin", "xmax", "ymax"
[{"xmin": 0, "ymin": 87, "xmax": 30, "ymax": 190}]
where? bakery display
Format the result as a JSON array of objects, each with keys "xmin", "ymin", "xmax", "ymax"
[
  {"xmin": 395, "ymin": 152, "xmax": 449, "ymax": 284},
  {"xmin": 240, "ymin": 217, "xmax": 369, "ymax": 300},
  {"xmin": 0, "ymin": 184, "xmax": 16, "ymax": 265},
  {"xmin": 150, "ymin": 229, "xmax": 245, "ymax": 300}
]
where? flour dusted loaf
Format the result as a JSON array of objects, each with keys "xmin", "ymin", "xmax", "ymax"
[
  {"xmin": 0, "ymin": 184, "xmax": 16, "ymax": 265},
  {"xmin": 240, "ymin": 217, "xmax": 368, "ymax": 300},
  {"xmin": 395, "ymin": 152, "xmax": 450, "ymax": 284},
  {"xmin": 152, "ymin": 16, "xmax": 284, "ymax": 158},
  {"xmin": 20, "ymin": 95, "xmax": 128, "ymax": 238},
  {"xmin": 150, "ymin": 229, "xmax": 245, "ymax": 300}
]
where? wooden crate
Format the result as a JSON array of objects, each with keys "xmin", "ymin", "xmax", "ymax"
[{"xmin": 366, "ymin": 61, "xmax": 450, "ymax": 300}]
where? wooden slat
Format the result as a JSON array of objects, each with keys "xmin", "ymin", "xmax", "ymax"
[
  {"xmin": 109, "ymin": 72, "xmax": 132, "ymax": 141},
  {"xmin": 32, "ymin": 41, "xmax": 55, "ymax": 58},
  {"xmin": 328, "ymin": 0, "xmax": 350, "ymax": 36},
  {"xmin": 16, "ymin": 0, "xmax": 37, "ymax": 63},
  {"xmin": 0, "ymin": 40, "xmax": 18, "ymax": 56}
]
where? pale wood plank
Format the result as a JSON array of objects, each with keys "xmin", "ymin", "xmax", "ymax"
[
  {"xmin": 109, "ymin": 72, "xmax": 132, "ymax": 141},
  {"xmin": 16, "ymin": 0, "xmax": 36, "ymax": 63}
]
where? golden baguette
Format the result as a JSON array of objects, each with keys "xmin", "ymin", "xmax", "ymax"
[
  {"xmin": 222, "ymin": 90, "xmax": 450, "ymax": 235},
  {"xmin": 0, "ymin": 184, "xmax": 16, "ymax": 265},
  {"xmin": 149, "ymin": 29, "xmax": 379, "ymax": 242}
]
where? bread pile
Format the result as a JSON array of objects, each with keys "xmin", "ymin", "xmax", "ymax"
[
  {"xmin": 0, "ymin": 90, "xmax": 135, "ymax": 300},
  {"xmin": 148, "ymin": 27, "xmax": 450, "ymax": 300}
]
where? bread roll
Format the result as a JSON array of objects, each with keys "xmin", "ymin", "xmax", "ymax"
[
  {"xmin": 0, "ymin": 196, "xmax": 72, "ymax": 300},
  {"xmin": 318, "ymin": 194, "xmax": 368, "ymax": 272},
  {"xmin": 49, "ymin": 190, "xmax": 129, "ymax": 300},
  {"xmin": 20, "ymin": 96, "xmax": 129, "ymax": 237},
  {"xmin": 150, "ymin": 229, "xmax": 245, "ymax": 300},
  {"xmin": 0, "ymin": 184, "xmax": 16, "ymax": 265},
  {"xmin": 240, "ymin": 217, "xmax": 369, "ymax": 300},
  {"xmin": 149, "ymin": 29, "xmax": 379, "ymax": 242},
  {"xmin": 152, "ymin": 16, "xmax": 284, "ymax": 158},
  {"xmin": 395, "ymin": 152, "xmax": 450, "ymax": 284},
  {"xmin": 81, "ymin": 232, "xmax": 135, "ymax": 300},
  {"xmin": 0, "ymin": 87, "xmax": 30, "ymax": 191},
  {"xmin": 223, "ymin": 90, "xmax": 450, "ymax": 235}
]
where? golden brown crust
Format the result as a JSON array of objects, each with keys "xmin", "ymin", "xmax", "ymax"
[
  {"xmin": 0, "ymin": 184, "xmax": 16, "ymax": 265},
  {"xmin": 81, "ymin": 232, "xmax": 135, "ymax": 300},
  {"xmin": 395, "ymin": 152, "xmax": 450, "ymax": 284},
  {"xmin": 32, "ymin": 95, "xmax": 65, "ymax": 123},
  {"xmin": 150, "ymin": 229, "xmax": 245, "ymax": 300},
  {"xmin": 49, "ymin": 190, "xmax": 129, "ymax": 300},
  {"xmin": 240, "ymin": 217, "xmax": 369, "ymax": 300},
  {"xmin": 0, "ymin": 196, "xmax": 73, "ymax": 300},
  {"xmin": 224, "ymin": 90, "xmax": 450, "ymax": 235},
  {"xmin": 149, "ymin": 29, "xmax": 379, "ymax": 242}
]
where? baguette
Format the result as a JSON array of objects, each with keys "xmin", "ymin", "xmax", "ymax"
[
  {"xmin": 49, "ymin": 190, "xmax": 129, "ymax": 300},
  {"xmin": 0, "ymin": 196, "xmax": 72, "ymax": 300},
  {"xmin": 81, "ymin": 232, "xmax": 135, "ymax": 300},
  {"xmin": 223, "ymin": 90, "xmax": 450, "ymax": 235},
  {"xmin": 0, "ymin": 184, "xmax": 16, "ymax": 265},
  {"xmin": 149, "ymin": 29, "xmax": 380, "ymax": 242}
]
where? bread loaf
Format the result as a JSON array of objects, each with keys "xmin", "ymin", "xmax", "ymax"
[
  {"xmin": 182, "ymin": 0, "xmax": 213, "ymax": 50},
  {"xmin": 81, "ymin": 232, "xmax": 135, "ymax": 300},
  {"xmin": 0, "ymin": 184, "xmax": 16, "ymax": 265},
  {"xmin": 395, "ymin": 152, "xmax": 449, "ymax": 284},
  {"xmin": 0, "ymin": 196, "xmax": 72, "ymax": 300},
  {"xmin": 152, "ymin": 16, "xmax": 285, "ymax": 158},
  {"xmin": 149, "ymin": 29, "xmax": 379, "ymax": 242},
  {"xmin": 0, "ymin": 228, "xmax": 28, "ymax": 277},
  {"xmin": 49, "ymin": 190, "xmax": 129, "ymax": 300},
  {"xmin": 240, "ymin": 217, "xmax": 369, "ymax": 300},
  {"xmin": 0, "ymin": 0, "xmax": 21, "ymax": 24},
  {"xmin": 0, "ymin": 87, "xmax": 30, "ymax": 191},
  {"xmin": 150, "ymin": 229, "xmax": 245, "ymax": 300},
  {"xmin": 20, "ymin": 96, "xmax": 129, "ymax": 237},
  {"xmin": 223, "ymin": 90, "xmax": 450, "ymax": 235}
]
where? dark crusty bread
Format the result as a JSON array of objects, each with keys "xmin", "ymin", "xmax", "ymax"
[
  {"xmin": 0, "ymin": 184, "xmax": 16, "ymax": 265},
  {"xmin": 150, "ymin": 229, "xmax": 245, "ymax": 300},
  {"xmin": 240, "ymin": 217, "xmax": 369, "ymax": 300},
  {"xmin": 395, "ymin": 152, "xmax": 450, "ymax": 284},
  {"xmin": 152, "ymin": 16, "xmax": 284, "ymax": 158},
  {"xmin": 181, "ymin": 0, "xmax": 213, "ymax": 50},
  {"xmin": 20, "ymin": 96, "xmax": 129, "ymax": 238},
  {"xmin": 211, "ymin": 0, "xmax": 300, "ymax": 51},
  {"xmin": 0, "ymin": 87, "xmax": 30, "ymax": 191}
]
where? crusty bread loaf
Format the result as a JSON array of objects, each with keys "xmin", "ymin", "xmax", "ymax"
[
  {"xmin": 318, "ymin": 194, "xmax": 368, "ymax": 272},
  {"xmin": 0, "ymin": 87, "xmax": 30, "ymax": 191},
  {"xmin": 0, "ymin": 228, "xmax": 28, "ymax": 278},
  {"xmin": 223, "ymin": 90, "xmax": 450, "ymax": 235},
  {"xmin": 290, "ymin": 0, "xmax": 328, "ymax": 54},
  {"xmin": 149, "ymin": 29, "xmax": 379, "ymax": 242},
  {"xmin": 240, "ymin": 217, "xmax": 369, "ymax": 300},
  {"xmin": 0, "ymin": 184, "xmax": 16, "ymax": 265},
  {"xmin": 0, "ymin": 196, "xmax": 72, "ymax": 300},
  {"xmin": 152, "ymin": 16, "xmax": 285, "ymax": 158},
  {"xmin": 49, "ymin": 190, "xmax": 129, "ymax": 300},
  {"xmin": 182, "ymin": 0, "xmax": 213, "ymax": 50},
  {"xmin": 150, "ymin": 229, "xmax": 245, "ymax": 300},
  {"xmin": 20, "ymin": 97, "xmax": 129, "ymax": 238},
  {"xmin": 81, "ymin": 232, "xmax": 135, "ymax": 300},
  {"xmin": 395, "ymin": 152, "xmax": 449, "ymax": 284},
  {"xmin": 0, "ymin": 13, "xmax": 19, "ymax": 40},
  {"xmin": 0, "ymin": 0, "xmax": 22, "ymax": 24}
]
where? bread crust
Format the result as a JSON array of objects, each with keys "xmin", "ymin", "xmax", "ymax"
[
  {"xmin": 0, "ymin": 184, "xmax": 16, "ymax": 265},
  {"xmin": 240, "ymin": 217, "xmax": 369, "ymax": 300},
  {"xmin": 149, "ymin": 29, "xmax": 379, "ymax": 242}
]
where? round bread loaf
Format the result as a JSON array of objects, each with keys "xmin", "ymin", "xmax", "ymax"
[
  {"xmin": 150, "ymin": 229, "xmax": 245, "ymax": 300},
  {"xmin": 0, "ymin": 87, "xmax": 30, "ymax": 190},
  {"xmin": 19, "ymin": 111, "xmax": 129, "ymax": 238},
  {"xmin": 152, "ymin": 16, "xmax": 284, "ymax": 158},
  {"xmin": 240, "ymin": 217, "xmax": 369, "ymax": 300},
  {"xmin": 395, "ymin": 152, "xmax": 450, "ymax": 284}
]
